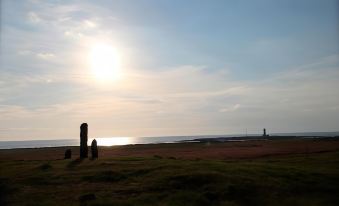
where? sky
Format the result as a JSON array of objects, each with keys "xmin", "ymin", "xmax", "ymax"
[{"xmin": 0, "ymin": 0, "xmax": 338, "ymax": 140}]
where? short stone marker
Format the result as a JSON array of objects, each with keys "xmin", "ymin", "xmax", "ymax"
[
  {"xmin": 91, "ymin": 139, "xmax": 98, "ymax": 159},
  {"xmin": 64, "ymin": 149, "xmax": 72, "ymax": 159}
]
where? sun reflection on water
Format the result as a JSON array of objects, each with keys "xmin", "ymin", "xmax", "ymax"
[{"xmin": 89, "ymin": 137, "xmax": 131, "ymax": 146}]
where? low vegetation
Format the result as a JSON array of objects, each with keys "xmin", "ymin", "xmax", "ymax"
[{"xmin": 1, "ymin": 148, "xmax": 339, "ymax": 205}]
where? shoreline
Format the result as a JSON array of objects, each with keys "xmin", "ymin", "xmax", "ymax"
[{"xmin": 1, "ymin": 135, "xmax": 338, "ymax": 150}]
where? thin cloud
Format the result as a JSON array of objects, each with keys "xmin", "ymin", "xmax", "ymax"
[
  {"xmin": 27, "ymin": 11, "xmax": 41, "ymax": 23},
  {"xmin": 219, "ymin": 104, "xmax": 241, "ymax": 113},
  {"xmin": 36, "ymin": 52, "xmax": 55, "ymax": 60}
]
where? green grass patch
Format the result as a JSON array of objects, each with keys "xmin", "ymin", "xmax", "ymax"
[{"xmin": 1, "ymin": 151, "xmax": 339, "ymax": 205}]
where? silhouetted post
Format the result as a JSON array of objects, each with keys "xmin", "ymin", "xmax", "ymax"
[
  {"xmin": 263, "ymin": 128, "xmax": 266, "ymax": 136},
  {"xmin": 91, "ymin": 139, "xmax": 98, "ymax": 159},
  {"xmin": 80, "ymin": 123, "xmax": 88, "ymax": 158},
  {"xmin": 64, "ymin": 149, "xmax": 72, "ymax": 159}
]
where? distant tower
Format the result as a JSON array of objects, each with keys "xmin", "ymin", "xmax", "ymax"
[{"xmin": 263, "ymin": 128, "xmax": 267, "ymax": 137}]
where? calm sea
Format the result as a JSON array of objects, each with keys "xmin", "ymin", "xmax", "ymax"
[
  {"xmin": 0, "ymin": 132, "xmax": 338, "ymax": 149},
  {"xmin": 0, "ymin": 135, "xmax": 219, "ymax": 149}
]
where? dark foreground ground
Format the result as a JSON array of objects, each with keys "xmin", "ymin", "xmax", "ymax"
[{"xmin": 1, "ymin": 138, "xmax": 339, "ymax": 206}]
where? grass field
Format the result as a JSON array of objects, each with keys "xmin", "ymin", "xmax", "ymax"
[{"xmin": 1, "ymin": 140, "xmax": 339, "ymax": 206}]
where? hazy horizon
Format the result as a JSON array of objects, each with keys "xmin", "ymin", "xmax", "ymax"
[{"xmin": 1, "ymin": 0, "xmax": 339, "ymax": 141}]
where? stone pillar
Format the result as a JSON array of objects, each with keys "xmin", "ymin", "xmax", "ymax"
[
  {"xmin": 91, "ymin": 139, "xmax": 98, "ymax": 159},
  {"xmin": 80, "ymin": 123, "xmax": 88, "ymax": 158},
  {"xmin": 64, "ymin": 149, "xmax": 72, "ymax": 159}
]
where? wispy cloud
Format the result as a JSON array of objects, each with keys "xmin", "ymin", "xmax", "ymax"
[
  {"xmin": 36, "ymin": 52, "xmax": 55, "ymax": 60},
  {"xmin": 219, "ymin": 104, "xmax": 241, "ymax": 113},
  {"xmin": 0, "ymin": 0, "xmax": 338, "ymax": 140},
  {"xmin": 27, "ymin": 11, "xmax": 42, "ymax": 23}
]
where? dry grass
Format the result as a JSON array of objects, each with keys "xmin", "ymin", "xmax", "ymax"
[{"xmin": 1, "ymin": 139, "xmax": 339, "ymax": 205}]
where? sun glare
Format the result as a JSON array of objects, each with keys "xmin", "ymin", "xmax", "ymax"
[
  {"xmin": 89, "ymin": 43, "xmax": 121, "ymax": 81},
  {"xmin": 92, "ymin": 137, "xmax": 131, "ymax": 146}
]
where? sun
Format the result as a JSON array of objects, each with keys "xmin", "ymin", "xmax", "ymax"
[{"xmin": 89, "ymin": 43, "xmax": 121, "ymax": 81}]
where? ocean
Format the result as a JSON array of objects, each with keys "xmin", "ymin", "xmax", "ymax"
[
  {"xmin": 0, "ymin": 132, "xmax": 338, "ymax": 149},
  {"xmin": 0, "ymin": 135, "xmax": 220, "ymax": 149}
]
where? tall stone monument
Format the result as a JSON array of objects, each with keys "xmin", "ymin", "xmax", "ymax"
[
  {"xmin": 91, "ymin": 139, "xmax": 98, "ymax": 159},
  {"xmin": 80, "ymin": 123, "xmax": 88, "ymax": 158}
]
